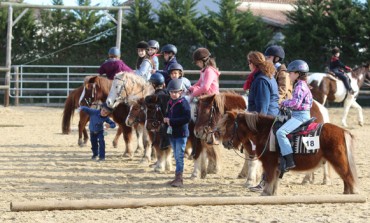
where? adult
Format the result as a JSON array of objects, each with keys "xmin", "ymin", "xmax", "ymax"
[{"xmin": 264, "ymin": 45, "xmax": 292, "ymax": 103}]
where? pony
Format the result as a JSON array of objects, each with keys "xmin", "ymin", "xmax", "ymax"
[
  {"xmin": 194, "ymin": 92, "xmax": 332, "ymax": 186},
  {"xmin": 217, "ymin": 110, "xmax": 358, "ymax": 196},
  {"xmin": 106, "ymin": 71, "xmax": 154, "ymax": 108},
  {"xmin": 62, "ymin": 75, "xmax": 122, "ymax": 146},
  {"xmin": 308, "ymin": 63, "xmax": 370, "ymax": 127}
]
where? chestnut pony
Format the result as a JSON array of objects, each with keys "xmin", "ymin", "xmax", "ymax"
[
  {"xmin": 308, "ymin": 63, "xmax": 370, "ymax": 127},
  {"xmin": 194, "ymin": 92, "xmax": 331, "ymax": 186},
  {"xmin": 217, "ymin": 110, "xmax": 358, "ymax": 196}
]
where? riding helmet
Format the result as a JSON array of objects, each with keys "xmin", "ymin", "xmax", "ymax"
[
  {"xmin": 149, "ymin": 72, "xmax": 165, "ymax": 85},
  {"xmin": 137, "ymin": 41, "xmax": 149, "ymax": 49},
  {"xmin": 161, "ymin": 44, "xmax": 177, "ymax": 55},
  {"xmin": 264, "ymin": 45, "xmax": 285, "ymax": 62},
  {"xmin": 148, "ymin": 40, "xmax": 160, "ymax": 50},
  {"xmin": 287, "ymin": 60, "xmax": 309, "ymax": 73},
  {"xmin": 168, "ymin": 63, "xmax": 183, "ymax": 73},
  {"xmin": 108, "ymin": 47, "xmax": 120, "ymax": 57},
  {"xmin": 193, "ymin": 48, "xmax": 211, "ymax": 62},
  {"xmin": 167, "ymin": 79, "xmax": 183, "ymax": 92}
]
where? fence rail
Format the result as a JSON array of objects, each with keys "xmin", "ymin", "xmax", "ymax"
[{"xmin": 2, "ymin": 64, "xmax": 369, "ymax": 105}]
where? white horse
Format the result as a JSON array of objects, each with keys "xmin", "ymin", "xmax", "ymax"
[{"xmin": 308, "ymin": 64, "xmax": 370, "ymax": 127}]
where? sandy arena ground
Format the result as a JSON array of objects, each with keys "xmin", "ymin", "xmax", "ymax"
[{"xmin": 0, "ymin": 105, "xmax": 369, "ymax": 222}]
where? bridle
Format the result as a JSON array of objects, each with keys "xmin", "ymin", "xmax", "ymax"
[
  {"xmin": 196, "ymin": 101, "xmax": 219, "ymax": 138},
  {"xmin": 83, "ymin": 83, "xmax": 99, "ymax": 107},
  {"xmin": 113, "ymin": 74, "xmax": 146, "ymax": 104},
  {"xmin": 146, "ymin": 104, "xmax": 164, "ymax": 131},
  {"xmin": 127, "ymin": 103, "xmax": 146, "ymax": 126}
]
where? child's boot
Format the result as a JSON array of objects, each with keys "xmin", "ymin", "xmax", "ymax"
[{"xmin": 170, "ymin": 172, "xmax": 183, "ymax": 187}]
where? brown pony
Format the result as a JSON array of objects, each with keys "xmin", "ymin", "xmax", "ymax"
[
  {"xmin": 195, "ymin": 92, "xmax": 332, "ymax": 186},
  {"xmin": 143, "ymin": 94, "xmax": 214, "ymax": 178},
  {"xmin": 217, "ymin": 110, "xmax": 358, "ymax": 196},
  {"xmin": 308, "ymin": 63, "xmax": 370, "ymax": 127},
  {"xmin": 61, "ymin": 76, "xmax": 121, "ymax": 146}
]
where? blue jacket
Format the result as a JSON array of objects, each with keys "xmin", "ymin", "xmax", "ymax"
[
  {"xmin": 159, "ymin": 57, "xmax": 178, "ymax": 86},
  {"xmin": 80, "ymin": 106, "xmax": 116, "ymax": 133},
  {"xmin": 247, "ymin": 71, "xmax": 279, "ymax": 116},
  {"xmin": 166, "ymin": 97, "xmax": 191, "ymax": 138}
]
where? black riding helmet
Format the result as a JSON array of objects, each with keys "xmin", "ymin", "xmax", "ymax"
[
  {"xmin": 137, "ymin": 41, "xmax": 149, "ymax": 49},
  {"xmin": 264, "ymin": 45, "xmax": 285, "ymax": 62}
]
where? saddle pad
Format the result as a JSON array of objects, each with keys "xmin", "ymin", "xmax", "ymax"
[{"xmin": 290, "ymin": 123, "xmax": 324, "ymax": 154}]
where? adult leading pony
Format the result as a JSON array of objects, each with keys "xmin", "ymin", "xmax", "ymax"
[
  {"xmin": 308, "ymin": 63, "xmax": 370, "ymax": 127},
  {"xmin": 217, "ymin": 110, "xmax": 358, "ymax": 196}
]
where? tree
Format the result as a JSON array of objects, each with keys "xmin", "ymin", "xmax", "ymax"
[
  {"xmin": 284, "ymin": 0, "xmax": 365, "ymax": 71},
  {"xmin": 200, "ymin": 0, "xmax": 272, "ymax": 70}
]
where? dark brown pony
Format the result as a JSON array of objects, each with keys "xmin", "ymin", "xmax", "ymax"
[
  {"xmin": 308, "ymin": 63, "xmax": 370, "ymax": 127},
  {"xmin": 62, "ymin": 76, "xmax": 118, "ymax": 146},
  {"xmin": 217, "ymin": 110, "xmax": 358, "ymax": 196},
  {"xmin": 143, "ymin": 94, "xmax": 214, "ymax": 178}
]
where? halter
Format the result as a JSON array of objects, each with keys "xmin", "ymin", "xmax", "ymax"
[
  {"xmin": 127, "ymin": 103, "xmax": 146, "ymax": 126},
  {"xmin": 146, "ymin": 104, "xmax": 164, "ymax": 131},
  {"xmin": 83, "ymin": 83, "xmax": 98, "ymax": 107}
]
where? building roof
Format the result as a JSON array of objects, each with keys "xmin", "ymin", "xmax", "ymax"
[{"xmin": 237, "ymin": 1, "xmax": 297, "ymax": 27}]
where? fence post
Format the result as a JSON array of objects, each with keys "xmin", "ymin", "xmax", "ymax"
[
  {"xmin": 15, "ymin": 66, "xmax": 19, "ymax": 106},
  {"xmin": 4, "ymin": 5, "xmax": 13, "ymax": 107}
]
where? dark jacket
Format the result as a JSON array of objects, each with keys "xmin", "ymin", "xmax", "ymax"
[
  {"xmin": 329, "ymin": 56, "xmax": 350, "ymax": 73},
  {"xmin": 159, "ymin": 57, "xmax": 178, "ymax": 86},
  {"xmin": 248, "ymin": 71, "xmax": 279, "ymax": 116},
  {"xmin": 98, "ymin": 58, "xmax": 133, "ymax": 80},
  {"xmin": 80, "ymin": 106, "xmax": 116, "ymax": 133},
  {"xmin": 166, "ymin": 97, "xmax": 191, "ymax": 138}
]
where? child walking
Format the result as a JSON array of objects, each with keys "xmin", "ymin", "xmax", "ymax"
[
  {"xmin": 276, "ymin": 60, "xmax": 313, "ymax": 171},
  {"xmin": 79, "ymin": 103, "xmax": 116, "ymax": 161},
  {"xmin": 163, "ymin": 79, "xmax": 191, "ymax": 187}
]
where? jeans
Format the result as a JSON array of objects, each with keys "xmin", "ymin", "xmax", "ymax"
[
  {"xmin": 332, "ymin": 69, "xmax": 352, "ymax": 91},
  {"xmin": 169, "ymin": 136, "xmax": 187, "ymax": 174},
  {"xmin": 276, "ymin": 110, "xmax": 310, "ymax": 156},
  {"xmin": 90, "ymin": 131, "xmax": 106, "ymax": 159}
]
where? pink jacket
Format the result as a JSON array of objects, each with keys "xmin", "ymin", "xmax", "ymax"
[{"xmin": 189, "ymin": 66, "xmax": 220, "ymax": 97}]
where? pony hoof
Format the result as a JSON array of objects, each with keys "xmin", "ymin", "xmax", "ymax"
[
  {"xmin": 359, "ymin": 122, "xmax": 364, "ymax": 127},
  {"xmin": 190, "ymin": 174, "xmax": 198, "ymax": 180},
  {"xmin": 154, "ymin": 167, "xmax": 164, "ymax": 173},
  {"xmin": 200, "ymin": 172, "xmax": 207, "ymax": 179},
  {"xmin": 112, "ymin": 141, "xmax": 118, "ymax": 148},
  {"xmin": 237, "ymin": 173, "xmax": 247, "ymax": 179}
]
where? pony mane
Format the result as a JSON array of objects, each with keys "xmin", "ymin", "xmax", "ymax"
[
  {"xmin": 116, "ymin": 71, "xmax": 149, "ymax": 88},
  {"xmin": 242, "ymin": 112, "xmax": 259, "ymax": 133}
]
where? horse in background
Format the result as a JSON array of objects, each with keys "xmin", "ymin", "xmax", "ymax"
[
  {"xmin": 62, "ymin": 75, "xmax": 121, "ymax": 146},
  {"xmin": 217, "ymin": 110, "xmax": 358, "ymax": 196},
  {"xmin": 106, "ymin": 72, "xmax": 154, "ymax": 108},
  {"xmin": 194, "ymin": 92, "xmax": 332, "ymax": 186},
  {"xmin": 308, "ymin": 63, "xmax": 370, "ymax": 127}
]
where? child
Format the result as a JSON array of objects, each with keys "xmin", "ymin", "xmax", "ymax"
[
  {"xmin": 135, "ymin": 41, "xmax": 154, "ymax": 81},
  {"xmin": 98, "ymin": 47, "xmax": 133, "ymax": 80},
  {"xmin": 79, "ymin": 102, "xmax": 116, "ymax": 161},
  {"xmin": 159, "ymin": 44, "xmax": 178, "ymax": 86},
  {"xmin": 147, "ymin": 40, "xmax": 160, "ymax": 73},
  {"xmin": 276, "ymin": 60, "xmax": 313, "ymax": 171},
  {"xmin": 189, "ymin": 47, "xmax": 220, "ymax": 99},
  {"xmin": 163, "ymin": 79, "xmax": 191, "ymax": 187},
  {"xmin": 149, "ymin": 72, "xmax": 168, "ymax": 95},
  {"xmin": 168, "ymin": 63, "xmax": 191, "ymax": 93},
  {"xmin": 329, "ymin": 47, "xmax": 354, "ymax": 94}
]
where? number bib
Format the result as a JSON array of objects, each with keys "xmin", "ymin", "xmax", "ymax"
[{"xmin": 302, "ymin": 136, "xmax": 320, "ymax": 150}]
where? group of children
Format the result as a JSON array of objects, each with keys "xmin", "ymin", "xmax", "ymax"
[{"xmin": 82, "ymin": 41, "xmax": 352, "ymax": 189}]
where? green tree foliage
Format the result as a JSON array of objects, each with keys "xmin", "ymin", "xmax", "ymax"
[
  {"xmin": 122, "ymin": 0, "xmax": 156, "ymax": 67},
  {"xmin": 155, "ymin": 0, "xmax": 204, "ymax": 68},
  {"xmin": 200, "ymin": 0, "xmax": 272, "ymax": 70},
  {"xmin": 284, "ymin": 0, "xmax": 365, "ymax": 70}
]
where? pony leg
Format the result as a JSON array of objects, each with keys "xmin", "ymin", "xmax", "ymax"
[
  {"xmin": 122, "ymin": 126, "xmax": 134, "ymax": 158},
  {"xmin": 112, "ymin": 126, "xmax": 123, "ymax": 148},
  {"xmin": 301, "ymin": 172, "xmax": 315, "ymax": 185},
  {"xmin": 135, "ymin": 124, "xmax": 145, "ymax": 153},
  {"xmin": 341, "ymin": 96, "xmax": 355, "ymax": 127},
  {"xmin": 191, "ymin": 157, "xmax": 201, "ymax": 179},
  {"xmin": 140, "ymin": 132, "xmax": 152, "ymax": 164},
  {"xmin": 200, "ymin": 147, "xmax": 209, "ymax": 179},
  {"xmin": 350, "ymin": 100, "xmax": 364, "ymax": 126},
  {"xmin": 206, "ymin": 144, "xmax": 221, "ymax": 174},
  {"xmin": 154, "ymin": 148, "xmax": 166, "ymax": 173},
  {"xmin": 322, "ymin": 161, "xmax": 332, "ymax": 185},
  {"xmin": 238, "ymin": 151, "xmax": 249, "ymax": 179},
  {"xmin": 245, "ymin": 159, "xmax": 261, "ymax": 188},
  {"xmin": 165, "ymin": 148, "xmax": 173, "ymax": 172},
  {"xmin": 261, "ymin": 165, "xmax": 280, "ymax": 196}
]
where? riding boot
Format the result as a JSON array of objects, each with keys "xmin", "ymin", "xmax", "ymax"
[
  {"xmin": 283, "ymin": 153, "xmax": 296, "ymax": 171},
  {"xmin": 170, "ymin": 172, "xmax": 183, "ymax": 187}
]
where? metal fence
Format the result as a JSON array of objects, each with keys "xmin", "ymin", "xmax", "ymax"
[{"xmin": 5, "ymin": 64, "xmax": 370, "ymax": 106}]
